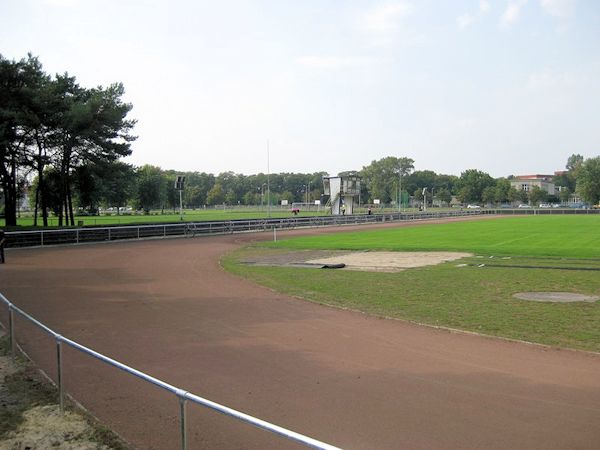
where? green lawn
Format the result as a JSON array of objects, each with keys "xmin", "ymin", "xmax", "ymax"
[
  {"xmin": 261, "ymin": 216, "xmax": 600, "ymax": 258},
  {"xmin": 224, "ymin": 216, "xmax": 600, "ymax": 351}
]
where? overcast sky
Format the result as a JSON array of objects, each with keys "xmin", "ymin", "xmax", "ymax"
[{"xmin": 2, "ymin": 0, "xmax": 599, "ymax": 177}]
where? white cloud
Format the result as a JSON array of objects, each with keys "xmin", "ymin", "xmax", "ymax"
[
  {"xmin": 539, "ymin": 0, "xmax": 575, "ymax": 18},
  {"xmin": 361, "ymin": 2, "xmax": 414, "ymax": 34},
  {"xmin": 296, "ymin": 56, "xmax": 375, "ymax": 69},
  {"xmin": 358, "ymin": 2, "xmax": 420, "ymax": 45},
  {"xmin": 527, "ymin": 68, "xmax": 576, "ymax": 89},
  {"xmin": 500, "ymin": 0, "xmax": 527, "ymax": 27},
  {"xmin": 457, "ymin": 1, "xmax": 491, "ymax": 30},
  {"xmin": 457, "ymin": 13, "xmax": 476, "ymax": 29},
  {"xmin": 44, "ymin": 0, "xmax": 80, "ymax": 6}
]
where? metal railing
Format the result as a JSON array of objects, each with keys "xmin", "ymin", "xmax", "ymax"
[
  {"xmin": 5, "ymin": 210, "xmax": 486, "ymax": 248},
  {"xmin": 0, "ymin": 293, "xmax": 341, "ymax": 450}
]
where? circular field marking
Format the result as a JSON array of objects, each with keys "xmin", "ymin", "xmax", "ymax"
[{"xmin": 513, "ymin": 292, "xmax": 599, "ymax": 303}]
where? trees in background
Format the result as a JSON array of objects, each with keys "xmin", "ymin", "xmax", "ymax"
[
  {"xmin": 456, "ymin": 169, "xmax": 495, "ymax": 204},
  {"xmin": 1, "ymin": 53, "xmax": 136, "ymax": 226},
  {"xmin": 360, "ymin": 157, "xmax": 414, "ymax": 203},
  {"xmin": 576, "ymin": 157, "xmax": 600, "ymax": 205}
]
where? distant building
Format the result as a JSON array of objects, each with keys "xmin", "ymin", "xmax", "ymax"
[
  {"xmin": 322, "ymin": 175, "xmax": 361, "ymax": 215},
  {"xmin": 510, "ymin": 174, "xmax": 556, "ymax": 196}
]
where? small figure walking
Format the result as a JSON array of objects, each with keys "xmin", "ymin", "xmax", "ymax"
[
  {"xmin": 0, "ymin": 229, "xmax": 6, "ymax": 264},
  {"xmin": 341, "ymin": 203, "xmax": 346, "ymax": 215},
  {"xmin": 367, "ymin": 206, "xmax": 372, "ymax": 215}
]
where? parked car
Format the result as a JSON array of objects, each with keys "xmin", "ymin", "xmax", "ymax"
[
  {"xmin": 466, "ymin": 204, "xmax": 481, "ymax": 209},
  {"xmin": 539, "ymin": 203, "xmax": 551, "ymax": 208},
  {"xmin": 518, "ymin": 204, "xmax": 531, "ymax": 208}
]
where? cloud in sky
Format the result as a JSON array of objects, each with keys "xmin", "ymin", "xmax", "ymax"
[
  {"xmin": 43, "ymin": 0, "xmax": 80, "ymax": 6},
  {"xmin": 539, "ymin": 0, "xmax": 575, "ymax": 18},
  {"xmin": 296, "ymin": 56, "xmax": 375, "ymax": 69},
  {"xmin": 500, "ymin": 1, "xmax": 528, "ymax": 27},
  {"xmin": 1, "ymin": 0, "xmax": 597, "ymax": 177},
  {"xmin": 527, "ymin": 68, "xmax": 577, "ymax": 90},
  {"xmin": 457, "ymin": 14, "xmax": 476, "ymax": 29},
  {"xmin": 359, "ymin": 1, "xmax": 416, "ymax": 45},
  {"xmin": 457, "ymin": 0, "xmax": 491, "ymax": 29},
  {"xmin": 360, "ymin": 2, "xmax": 414, "ymax": 33}
]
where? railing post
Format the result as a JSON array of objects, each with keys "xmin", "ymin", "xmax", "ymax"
[
  {"xmin": 57, "ymin": 337, "xmax": 64, "ymax": 412},
  {"xmin": 41, "ymin": 231, "xmax": 44, "ymax": 247},
  {"xmin": 8, "ymin": 305, "xmax": 15, "ymax": 357},
  {"xmin": 76, "ymin": 228, "xmax": 79, "ymax": 244},
  {"xmin": 108, "ymin": 228, "xmax": 111, "ymax": 241},
  {"xmin": 164, "ymin": 225, "xmax": 166, "ymax": 237},
  {"xmin": 178, "ymin": 393, "xmax": 188, "ymax": 450}
]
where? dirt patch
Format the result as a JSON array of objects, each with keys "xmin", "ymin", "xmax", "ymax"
[
  {"xmin": 513, "ymin": 292, "xmax": 600, "ymax": 303},
  {"xmin": 1, "ymin": 405, "xmax": 110, "ymax": 450},
  {"xmin": 0, "ymin": 335, "xmax": 128, "ymax": 449},
  {"xmin": 243, "ymin": 250, "xmax": 471, "ymax": 272}
]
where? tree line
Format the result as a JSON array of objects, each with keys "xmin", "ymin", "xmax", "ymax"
[{"xmin": 2, "ymin": 54, "xmax": 599, "ymax": 228}]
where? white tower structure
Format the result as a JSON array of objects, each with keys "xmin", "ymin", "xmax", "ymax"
[{"xmin": 322, "ymin": 175, "xmax": 361, "ymax": 215}]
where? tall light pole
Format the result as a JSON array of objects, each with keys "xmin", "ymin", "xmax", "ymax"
[
  {"xmin": 398, "ymin": 164, "xmax": 403, "ymax": 212},
  {"xmin": 422, "ymin": 187, "xmax": 427, "ymax": 211},
  {"xmin": 267, "ymin": 140, "xmax": 271, "ymax": 218}
]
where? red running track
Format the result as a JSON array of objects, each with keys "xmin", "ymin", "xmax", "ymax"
[{"xmin": 1, "ymin": 219, "xmax": 599, "ymax": 449}]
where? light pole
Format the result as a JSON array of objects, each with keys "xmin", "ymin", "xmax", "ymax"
[
  {"xmin": 398, "ymin": 170, "xmax": 402, "ymax": 212},
  {"xmin": 267, "ymin": 140, "xmax": 271, "ymax": 218},
  {"xmin": 422, "ymin": 187, "xmax": 427, "ymax": 211}
]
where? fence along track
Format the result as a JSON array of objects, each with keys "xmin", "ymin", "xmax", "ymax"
[
  {"xmin": 0, "ymin": 293, "xmax": 341, "ymax": 450},
  {"xmin": 4, "ymin": 210, "xmax": 491, "ymax": 248}
]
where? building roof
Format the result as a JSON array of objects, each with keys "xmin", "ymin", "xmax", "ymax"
[{"xmin": 514, "ymin": 174, "xmax": 554, "ymax": 181}]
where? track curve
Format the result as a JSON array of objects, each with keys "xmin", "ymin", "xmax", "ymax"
[{"xmin": 1, "ymin": 217, "xmax": 599, "ymax": 449}]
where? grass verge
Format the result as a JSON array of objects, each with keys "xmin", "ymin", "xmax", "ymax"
[{"xmin": 223, "ymin": 227, "xmax": 600, "ymax": 352}]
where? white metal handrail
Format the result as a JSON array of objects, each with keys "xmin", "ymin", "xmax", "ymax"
[{"xmin": 0, "ymin": 293, "xmax": 341, "ymax": 450}]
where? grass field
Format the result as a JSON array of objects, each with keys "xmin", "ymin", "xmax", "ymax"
[
  {"xmin": 260, "ymin": 216, "xmax": 600, "ymax": 258},
  {"xmin": 224, "ymin": 216, "xmax": 600, "ymax": 351}
]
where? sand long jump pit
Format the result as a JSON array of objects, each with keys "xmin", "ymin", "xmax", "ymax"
[{"xmin": 243, "ymin": 250, "xmax": 472, "ymax": 272}]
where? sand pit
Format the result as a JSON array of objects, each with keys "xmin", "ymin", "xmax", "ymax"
[
  {"xmin": 300, "ymin": 251, "xmax": 470, "ymax": 272},
  {"xmin": 244, "ymin": 250, "xmax": 472, "ymax": 272},
  {"xmin": 513, "ymin": 292, "xmax": 600, "ymax": 303}
]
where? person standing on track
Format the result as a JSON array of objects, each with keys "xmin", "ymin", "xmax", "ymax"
[{"xmin": 0, "ymin": 229, "xmax": 5, "ymax": 264}]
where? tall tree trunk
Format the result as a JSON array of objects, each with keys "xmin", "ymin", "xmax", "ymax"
[
  {"xmin": 67, "ymin": 182, "xmax": 74, "ymax": 226},
  {"xmin": 34, "ymin": 133, "xmax": 48, "ymax": 227},
  {"xmin": 40, "ymin": 170, "xmax": 48, "ymax": 227},
  {"xmin": 1, "ymin": 179, "xmax": 17, "ymax": 227},
  {"xmin": 33, "ymin": 183, "xmax": 39, "ymax": 227}
]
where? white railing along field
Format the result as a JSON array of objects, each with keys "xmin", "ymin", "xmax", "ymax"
[{"xmin": 0, "ymin": 293, "xmax": 341, "ymax": 450}]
